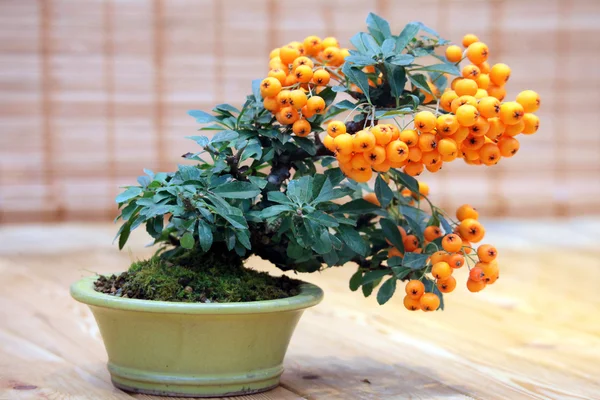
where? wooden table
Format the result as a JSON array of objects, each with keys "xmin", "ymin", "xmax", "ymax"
[{"xmin": 1, "ymin": 222, "xmax": 599, "ymax": 399}]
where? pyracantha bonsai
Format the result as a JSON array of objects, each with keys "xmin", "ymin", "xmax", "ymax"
[{"xmin": 114, "ymin": 14, "xmax": 540, "ymax": 310}]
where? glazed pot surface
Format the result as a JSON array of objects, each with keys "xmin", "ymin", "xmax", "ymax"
[{"xmin": 71, "ymin": 275, "xmax": 323, "ymax": 397}]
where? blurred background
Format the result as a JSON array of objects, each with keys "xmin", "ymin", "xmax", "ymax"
[{"xmin": 1, "ymin": 0, "xmax": 599, "ymax": 223}]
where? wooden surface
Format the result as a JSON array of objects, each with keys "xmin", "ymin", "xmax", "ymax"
[
  {"xmin": 1, "ymin": 0, "xmax": 600, "ymax": 221},
  {"xmin": 0, "ymin": 221, "xmax": 599, "ymax": 399}
]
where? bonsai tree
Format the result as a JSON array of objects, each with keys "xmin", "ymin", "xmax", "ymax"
[{"xmin": 111, "ymin": 14, "xmax": 540, "ymax": 311}]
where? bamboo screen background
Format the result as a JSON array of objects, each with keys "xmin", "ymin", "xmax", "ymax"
[{"xmin": 1, "ymin": 0, "xmax": 599, "ymax": 223}]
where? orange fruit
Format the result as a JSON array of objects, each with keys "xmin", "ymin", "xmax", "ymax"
[
  {"xmin": 431, "ymin": 261, "xmax": 452, "ymax": 280},
  {"xmin": 437, "ymin": 276, "xmax": 457, "ymax": 293},
  {"xmin": 420, "ymin": 293, "xmax": 440, "ymax": 311},
  {"xmin": 292, "ymin": 119, "xmax": 311, "ymax": 137},
  {"xmin": 404, "ymin": 295, "xmax": 421, "ymax": 311},
  {"xmin": 466, "ymin": 42, "xmax": 489, "ymax": 65},
  {"xmin": 489, "ymin": 63, "xmax": 511, "ymax": 86},
  {"xmin": 446, "ymin": 45, "xmax": 463, "ymax": 62},
  {"xmin": 442, "ymin": 234, "xmax": 463, "ymax": 253},
  {"xmin": 405, "ymin": 280, "xmax": 425, "ymax": 299},
  {"xmin": 516, "ymin": 90, "xmax": 540, "ymax": 113},
  {"xmin": 260, "ymin": 77, "xmax": 282, "ymax": 98}
]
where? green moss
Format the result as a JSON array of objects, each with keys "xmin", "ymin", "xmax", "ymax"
[{"xmin": 95, "ymin": 248, "xmax": 301, "ymax": 303}]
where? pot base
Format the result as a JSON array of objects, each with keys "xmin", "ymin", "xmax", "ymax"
[{"xmin": 108, "ymin": 362, "xmax": 282, "ymax": 397}]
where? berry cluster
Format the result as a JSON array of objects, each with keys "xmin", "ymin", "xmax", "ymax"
[{"xmin": 260, "ymin": 37, "xmax": 349, "ymax": 136}]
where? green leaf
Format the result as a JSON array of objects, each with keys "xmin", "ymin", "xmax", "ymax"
[
  {"xmin": 213, "ymin": 181, "xmax": 260, "ymax": 199},
  {"xmin": 381, "ymin": 38, "xmax": 396, "ymax": 57},
  {"xmin": 362, "ymin": 281, "xmax": 374, "ymax": 297},
  {"xmin": 408, "ymin": 73, "xmax": 433, "ymax": 95},
  {"xmin": 312, "ymin": 229, "xmax": 333, "ymax": 255},
  {"xmin": 267, "ymin": 191, "xmax": 294, "ymax": 206},
  {"xmin": 180, "ymin": 232, "xmax": 195, "ymax": 249},
  {"xmin": 211, "ymin": 130, "xmax": 239, "ymax": 144},
  {"xmin": 248, "ymin": 176, "xmax": 267, "ymax": 189},
  {"xmin": 350, "ymin": 32, "xmax": 381, "ymax": 56},
  {"xmin": 387, "ymin": 256, "xmax": 403, "ymax": 267},
  {"xmin": 392, "ymin": 266, "xmax": 412, "ymax": 280},
  {"xmin": 312, "ymin": 178, "xmax": 334, "ymax": 204},
  {"xmin": 305, "ymin": 211, "xmax": 339, "ymax": 227},
  {"xmin": 287, "ymin": 176, "xmax": 314, "ymax": 205},
  {"xmin": 349, "ymin": 269, "xmax": 363, "ymax": 291},
  {"xmin": 260, "ymin": 205, "xmax": 293, "ymax": 218},
  {"xmin": 293, "ymin": 136, "xmax": 317, "ymax": 156},
  {"xmin": 380, "ymin": 218, "xmax": 405, "ymax": 253},
  {"xmin": 439, "ymin": 214, "xmax": 453, "ymax": 234},
  {"xmin": 377, "ymin": 277, "xmax": 397, "ymax": 305},
  {"xmin": 345, "ymin": 55, "xmax": 377, "ymax": 68},
  {"xmin": 252, "ymin": 78, "xmax": 262, "ymax": 100},
  {"xmin": 214, "ymin": 103, "xmax": 240, "ymax": 114},
  {"xmin": 188, "ymin": 110, "xmax": 218, "ymax": 123},
  {"xmin": 235, "ymin": 229, "xmax": 252, "ymax": 250},
  {"xmin": 362, "ymin": 269, "xmax": 390, "ymax": 285},
  {"xmin": 413, "ymin": 63, "xmax": 460, "ymax": 76},
  {"xmin": 387, "ymin": 54, "xmax": 415, "ymax": 66},
  {"xmin": 375, "ymin": 175, "xmax": 394, "ymax": 208},
  {"xmin": 222, "ymin": 214, "xmax": 248, "ymax": 229},
  {"xmin": 337, "ymin": 225, "xmax": 368, "ymax": 256},
  {"xmin": 336, "ymin": 198, "xmax": 380, "ymax": 214},
  {"xmin": 402, "ymin": 252, "xmax": 429, "ymax": 270},
  {"xmin": 197, "ymin": 221, "xmax": 213, "ymax": 252},
  {"xmin": 384, "ymin": 64, "xmax": 406, "ymax": 101},
  {"xmin": 366, "ymin": 13, "xmax": 391, "ymax": 43},
  {"xmin": 390, "ymin": 169, "xmax": 419, "ymax": 193},
  {"xmin": 396, "ymin": 22, "xmax": 420, "ymax": 51},
  {"xmin": 342, "ymin": 64, "xmax": 371, "ymax": 103},
  {"xmin": 116, "ymin": 187, "xmax": 142, "ymax": 203}
]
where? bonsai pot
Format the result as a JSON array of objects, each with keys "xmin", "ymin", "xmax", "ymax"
[{"xmin": 71, "ymin": 275, "xmax": 323, "ymax": 397}]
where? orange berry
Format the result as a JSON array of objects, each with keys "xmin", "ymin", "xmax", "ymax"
[
  {"xmin": 420, "ymin": 293, "xmax": 440, "ymax": 311},
  {"xmin": 269, "ymin": 48, "xmax": 280, "ymax": 59},
  {"xmin": 386, "ymin": 140, "xmax": 409, "ymax": 163},
  {"xmin": 327, "ymin": 120, "xmax": 346, "ymax": 138},
  {"xmin": 322, "ymin": 134, "xmax": 336, "ymax": 152},
  {"xmin": 455, "ymin": 79, "xmax": 479, "ymax": 97},
  {"xmin": 437, "ymin": 276, "xmax": 456, "ymax": 293},
  {"xmin": 303, "ymin": 36, "xmax": 322, "ymax": 56},
  {"xmin": 289, "ymin": 90, "xmax": 308, "ymax": 110},
  {"xmin": 414, "ymin": 111, "xmax": 436, "ymax": 132},
  {"xmin": 469, "ymin": 267, "xmax": 485, "ymax": 282},
  {"xmin": 478, "ymin": 261, "xmax": 499, "ymax": 283},
  {"xmin": 451, "ymin": 95, "xmax": 477, "ymax": 114},
  {"xmin": 477, "ymin": 244, "xmax": 498, "ymax": 263},
  {"xmin": 371, "ymin": 125, "xmax": 393, "ymax": 146},
  {"xmin": 373, "ymin": 159, "xmax": 392, "ymax": 172},
  {"xmin": 348, "ymin": 168, "xmax": 373, "ymax": 183},
  {"xmin": 418, "ymin": 133, "xmax": 438, "ymax": 152},
  {"xmin": 260, "ymin": 77, "xmax": 282, "ymax": 98},
  {"xmin": 268, "ymin": 68, "xmax": 287, "ymax": 85},
  {"xmin": 476, "ymin": 73, "xmax": 490, "ymax": 90},
  {"xmin": 404, "ymin": 161, "xmax": 424, "ymax": 176},
  {"xmin": 399, "ymin": 129, "xmax": 419, "ymax": 147},
  {"xmin": 442, "ymin": 233, "xmax": 463, "ymax": 253},
  {"xmin": 430, "ymin": 251, "xmax": 447, "ymax": 265},
  {"xmin": 456, "ymin": 104, "xmax": 480, "ymax": 127},
  {"xmin": 279, "ymin": 106, "xmax": 300, "ymax": 125},
  {"xmin": 462, "ymin": 64, "xmax": 481, "ymax": 79},
  {"xmin": 333, "ymin": 133, "xmax": 354, "ymax": 155},
  {"xmin": 446, "ymin": 253, "xmax": 465, "ymax": 269},
  {"xmin": 294, "ymin": 65, "xmax": 313, "ymax": 83},
  {"xmin": 479, "ymin": 143, "xmax": 501, "ymax": 166},
  {"xmin": 440, "ymin": 90, "xmax": 459, "ymax": 112},
  {"xmin": 353, "ymin": 130, "xmax": 377, "ymax": 152},
  {"xmin": 436, "ymin": 114, "xmax": 459, "ymax": 136},
  {"xmin": 462, "ymin": 34, "xmax": 479, "ymax": 48},
  {"xmin": 279, "ymin": 45, "xmax": 300, "ymax": 65},
  {"xmin": 459, "ymin": 218, "xmax": 485, "ymax": 243},
  {"xmin": 499, "ymin": 101, "xmax": 525, "ymax": 126},
  {"xmin": 466, "ymin": 42, "xmax": 489, "ymax": 65},
  {"xmin": 277, "ymin": 90, "xmax": 292, "ymax": 107},
  {"xmin": 446, "ymin": 45, "xmax": 463, "ymax": 63},
  {"xmin": 489, "ymin": 63, "xmax": 511, "ymax": 86},
  {"xmin": 403, "ymin": 235, "xmax": 419, "ymax": 252},
  {"xmin": 521, "ymin": 113, "xmax": 540, "ymax": 135},
  {"xmin": 363, "ymin": 145, "xmax": 386, "ymax": 165},
  {"xmin": 467, "ymin": 278, "xmax": 486, "ymax": 292},
  {"xmin": 424, "ymin": 226, "xmax": 443, "ymax": 242},
  {"xmin": 301, "ymin": 104, "xmax": 315, "ymax": 119},
  {"xmin": 404, "ymin": 295, "xmax": 421, "ymax": 311},
  {"xmin": 498, "ymin": 136, "xmax": 520, "ymax": 157},
  {"xmin": 451, "ymin": 126, "xmax": 470, "ymax": 143},
  {"xmin": 292, "ymin": 56, "xmax": 314, "ymax": 71},
  {"xmin": 408, "ymin": 146, "xmax": 422, "ymax": 163},
  {"xmin": 269, "ymin": 57, "xmax": 285, "ymax": 71},
  {"xmin": 487, "ymin": 84, "xmax": 506, "ymax": 101},
  {"xmin": 478, "ymin": 96, "xmax": 501, "ymax": 119},
  {"xmin": 350, "ymin": 153, "xmax": 371, "ymax": 171},
  {"xmin": 516, "ymin": 90, "xmax": 540, "ymax": 113},
  {"xmin": 364, "ymin": 192, "xmax": 380, "ymax": 206},
  {"xmin": 405, "ymin": 280, "xmax": 425, "ymax": 299},
  {"xmin": 504, "ymin": 120, "xmax": 525, "ymax": 137},
  {"xmin": 421, "ymin": 150, "xmax": 441, "ymax": 167},
  {"xmin": 263, "ymin": 96, "xmax": 280, "ymax": 112},
  {"xmin": 462, "ymin": 240, "xmax": 473, "ymax": 254},
  {"xmin": 312, "ymin": 69, "xmax": 331, "ymax": 86},
  {"xmin": 323, "ymin": 46, "xmax": 342, "ymax": 65},
  {"xmin": 432, "ymin": 261, "xmax": 452, "ymax": 280},
  {"xmin": 387, "ymin": 124, "xmax": 400, "ymax": 141},
  {"xmin": 322, "ymin": 36, "xmax": 340, "ymax": 49},
  {"xmin": 463, "ymin": 134, "xmax": 485, "ymax": 150},
  {"xmin": 456, "ymin": 204, "xmax": 479, "ymax": 221},
  {"xmin": 478, "ymin": 62, "xmax": 490, "ymax": 74},
  {"xmin": 418, "ymin": 180, "xmax": 430, "ymax": 197},
  {"xmin": 485, "ymin": 118, "xmax": 505, "ymax": 141},
  {"xmin": 306, "ymin": 96, "xmax": 326, "ymax": 114},
  {"xmin": 292, "ymin": 119, "xmax": 311, "ymax": 137},
  {"xmin": 469, "ymin": 116, "xmax": 490, "ymax": 137}
]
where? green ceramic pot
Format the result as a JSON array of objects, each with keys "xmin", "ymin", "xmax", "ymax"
[{"xmin": 71, "ymin": 275, "xmax": 323, "ymax": 397}]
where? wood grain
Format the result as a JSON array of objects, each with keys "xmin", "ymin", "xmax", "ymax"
[{"xmin": 0, "ymin": 222, "xmax": 599, "ymax": 399}]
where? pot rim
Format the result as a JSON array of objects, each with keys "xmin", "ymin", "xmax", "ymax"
[{"xmin": 70, "ymin": 275, "xmax": 323, "ymax": 315}]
